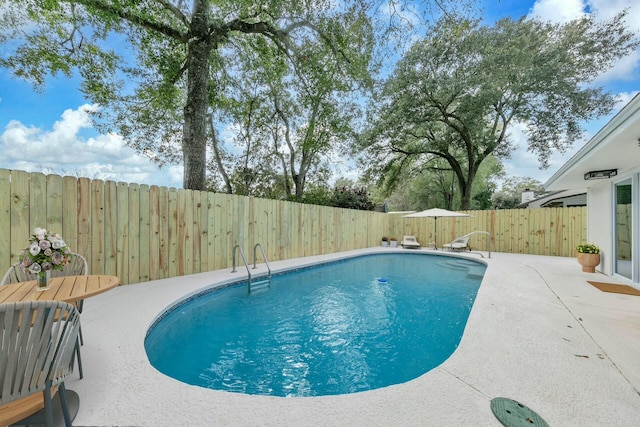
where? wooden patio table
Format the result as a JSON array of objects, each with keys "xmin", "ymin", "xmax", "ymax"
[{"xmin": 0, "ymin": 274, "xmax": 120, "ymax": 304}]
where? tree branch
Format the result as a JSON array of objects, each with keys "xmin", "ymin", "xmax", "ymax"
[
  {"xmin": 71, "ymin": 0, "xmax": 189, "ymax": 42},
  {"xmin": 208, "ymin": 112, "xmax": 233, "ymax": 194},
  {"xmin": 154, "ymin": 0, "xmax": 190, "ymax": 29}
]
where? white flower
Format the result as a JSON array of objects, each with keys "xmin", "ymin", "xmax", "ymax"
[
  {"xmin": 34, "ymin": 228, "xmax": 47, "ymax": 240},
  {"xmin": 19, "ymin": 228, "xmax": 69, "ymax": 274},
  {"xmin": 29, "ymin": 243, "xmax": 41, "ymax": 256},
  {"xmin": 51, "ymin": 239, "xmax": 66, "ymax": 249},
  {"xmin": 28, "ymin": 263, "xmax": 42, "ymax": 274}
]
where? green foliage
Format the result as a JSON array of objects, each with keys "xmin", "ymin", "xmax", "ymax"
[
  {"xmin": 576, "ymin": 243, "xmax": 600, "ymax": 254},
  {"xmin": 492, "ymin": 177, "xmax": 546, "ymax": 209},
  {"xmin": 294, "ymin": 182, "xmax": 375, "ymax": 211},
  {"xmin": 372, "ymin": 155, "xmax": 503, "ymax": 211},
  {"xmin": 472, "ymin": 188, "xmax": 494, "ymax": 210},
  {"xmin": 360, "ymin": 12, "xmax": 639, "ymax": 209},
  {"xmin": 298, "ymin": 184, "xmax": 333, "ymax": 206},
  {"xmin": 331, "ymin": 186, "xmax": 375, "ymax": 211}
]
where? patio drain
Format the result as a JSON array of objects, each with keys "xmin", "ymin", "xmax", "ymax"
[{"xmin": 490, "ymin": 397, "xmax": 549, "ymax": 427}]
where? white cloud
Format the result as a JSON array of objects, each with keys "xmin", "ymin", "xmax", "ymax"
[
  {"xmin": 615, "ymin": 91, "xmax": 640, "ymax": 107},
  {"xmin": 595, "ymin": 53, "xmax": 640, "ymax": 84},
  {"xmin": 0, "ymin": 104, "xmax": 183, "ymax": 188},
  {"xmin": 529, "ymin": 0, "xmax": 585, "ymax": 23}
]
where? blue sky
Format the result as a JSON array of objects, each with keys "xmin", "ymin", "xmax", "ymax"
[{"xmin": 0, "ymin": 0, "xmax": 639, "ymax": 189}]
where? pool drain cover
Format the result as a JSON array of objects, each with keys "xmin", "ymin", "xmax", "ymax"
[{"xmin": 490, "ymin": 397, "xmax": 549, "ymax": 427}]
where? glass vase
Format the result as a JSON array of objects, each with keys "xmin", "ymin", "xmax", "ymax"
[{"xmin": 37, "ymin": 270, "xmax": 51, "ymax": 291}]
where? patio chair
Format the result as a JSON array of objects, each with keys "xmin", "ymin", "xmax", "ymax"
[
  {"xmin": 0, "ymin": 263, "xmax": 37, "ymax": 286},
  {"xmin": 51, "ymin": 253, "xmax": 88, "ymax": 342},
  {"xmin": 442, "ymin": 233, "xmax": 473, "ymax": 251},
  {"xmin": 401, "ymin": 235, "xmax": 421, "ymax": 249},
  {"xmin": 0, "ymin": 300, "xmax": 81, "ymax": 427},
  {"xmin": 1, "ymin": 253, "xmax": 88, "ymax": 286},
  {"xmin": 1, "ymin": 254, "xmax": 87, "ymax": 379}
]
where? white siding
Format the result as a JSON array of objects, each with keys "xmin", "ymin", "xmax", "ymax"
[{"xmin": 587, "ymin": 183, "xmax": 612, "ymax": 274}]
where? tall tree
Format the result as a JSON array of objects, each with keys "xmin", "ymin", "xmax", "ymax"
[
  {"xmin": 359, "ymin": 13, "xmax": 638, "ymax": 209},
  {"xmin": 0, "ymin": 0, "xmax": 374, "ymax": 190},
  {"xmin": 270, "ymin": 37, "xmax": 372, "ymax": 200},
  {"xmin": 205, "ymin": 29, "xmax": 371, "ymax": 199}
]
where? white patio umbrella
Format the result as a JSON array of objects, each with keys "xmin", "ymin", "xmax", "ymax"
[{"xmin": 403, "ymin": 208, "xmax": 471, "ymax": 249}]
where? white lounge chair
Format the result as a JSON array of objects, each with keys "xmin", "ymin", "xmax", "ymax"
[
  {"xmin": 442, "ymin": 233, "xmax": 473, "ymax": 251},
  {"xmin": 401, "ymin": 235, "xmax": 421, "ymax": 249}
]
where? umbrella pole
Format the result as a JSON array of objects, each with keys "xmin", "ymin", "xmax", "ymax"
[{"xmin": 434, "ymin": 217, "xmax": 438, "ymax": 249}]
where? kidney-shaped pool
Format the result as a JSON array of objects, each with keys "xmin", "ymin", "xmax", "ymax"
[{"xmin": 144, "ymin": 253, "xmax": 485, "ymax": 397}]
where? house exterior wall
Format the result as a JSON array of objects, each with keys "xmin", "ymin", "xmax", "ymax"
[
  {"xmin": 544, "ymin": 94, "xmax": 640, "ymax": 285},
  {"xmin": 587, "ymin": 182, "xmax": 613, "ymax": 275}
]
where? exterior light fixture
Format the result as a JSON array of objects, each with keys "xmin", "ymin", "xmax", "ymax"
[{"xmin": 584, "ymin": 169, "xmax": 617, "ymax": 180}]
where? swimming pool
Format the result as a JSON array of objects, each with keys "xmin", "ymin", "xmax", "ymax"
[{"xmin": 144, "ymin": 253, "xmax": 485, "ymax": 397}]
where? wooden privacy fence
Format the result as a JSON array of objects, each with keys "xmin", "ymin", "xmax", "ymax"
[
  {"xmin": 390, "ymin": 207, "xmax": 587, "ymax": 257},
  {"xmin": 1, "ymin": 169, "xmax": 386, "ymax": 285},
  {"xmin": 1, "ymin": 169, "xmax": 587, "ymax": 285}
]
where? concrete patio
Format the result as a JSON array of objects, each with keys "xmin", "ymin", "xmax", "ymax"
[{"xmin": 67, "ymin": 248, "xmax": 640, "ymax": 426}]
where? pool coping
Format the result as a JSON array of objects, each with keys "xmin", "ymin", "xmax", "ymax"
[{"xmin": 69, "ymin": 248, "xmax": 640, "ymax": 426}]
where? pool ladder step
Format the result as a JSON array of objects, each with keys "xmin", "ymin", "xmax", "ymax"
[
  {"xmin": 232, "ymin": 243, "xmax": 272, "ymax": 294},
  {"xmin": 249, "ymin": 278, "xmax": 271, "ymax": 293},
  {"xmin": 437, "ymin": 260, "xmax": 485, "ymax": 279},
  {"xmin": 437, "ymin": 260, "xmax": 469, "ymax": 271},
  {"xmin": 466, "ymin": 266, "xmax": 485, "ymax": 279}
]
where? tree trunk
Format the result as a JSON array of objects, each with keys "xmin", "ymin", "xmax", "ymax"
[
  {"xmin": 182, "ymin": 0, "xmax": 210, "ymax": 190},
  {"xmin": 292, "ymin": 103, "xmax": 319, "ymax": 199},
  {"xmin": 458, "ymin": 167, "xmax": 477, "ymax": 210}
]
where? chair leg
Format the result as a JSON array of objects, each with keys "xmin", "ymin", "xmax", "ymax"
[
  {"xmin": 76, "ymin": 300, "xmax": 85, "ymax": 346},
  {"xmin": 75, "ymin": 338, "xmax": 84, "ymax": 379},
  {"xmin": 43, "ymin": 383, "xmax": 55, "ymax": 427},
  {"xmin": 58, "ymin": 382, "xmax": 73, "ymax": 427}
]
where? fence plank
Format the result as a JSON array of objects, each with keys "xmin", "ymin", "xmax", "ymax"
[
  {"xmin": 206, "ymin": 193, "xmax": 217, "ymax": 270},
  {"xmin": 75, "ymin": 177, "xmax": 89, "ymax": 261},
  {"xmin": 139, "ymin": 184, "xmax": 150, "ymax": 283},
  {"xmin": 29, "ymin": 173, "xmax": 47, "ymax": 232},
  {"xmin": 63, "ymin": 176, "xmax": 79, "ymax": 254},
  {"xmin": 128, "ymin": 184, "xmax": 140, "ymax": 284},
  {"xmin": 103, "ymin": 181, "xmax": 118, "ymax": 277},
  {"xmin": 90, "ymin": 180, "xmax": 105, "ymax": 276},
  {"xmin": 46, "ymin": 174, "xmax": 63, "ymax": 235},
  {"xmin": 210, "ymin": 193, "xmax": 223, "ymax": 270},
  {"xmin": 10, "ymin": 171, "xmax": 30, "ymax": 264},
  {"xmin": 0, "ymin": 170, "xmax": 11, "ymax": 272},
  {"xmin": 157, "ymin": 186, "xmax": 170, "ymax": 279},
  {"xmin": 148, "ymin": 185, "xmax": 161, "ymax": 280},
  {"xmin": 183, "ymin": 189, "xmax": 194, "ymax": 276},
  {"xmin": 167, "ymin": 188, "xmax": 178, "ymax": 277},
  {"xmin": 116, "ymin": 182, "xmax": 130, "ymax": 284}
]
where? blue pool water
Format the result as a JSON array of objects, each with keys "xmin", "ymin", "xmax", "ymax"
[{"xmin": 144, "ymin": 253, "xmax": 485, "ymax": 397}]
